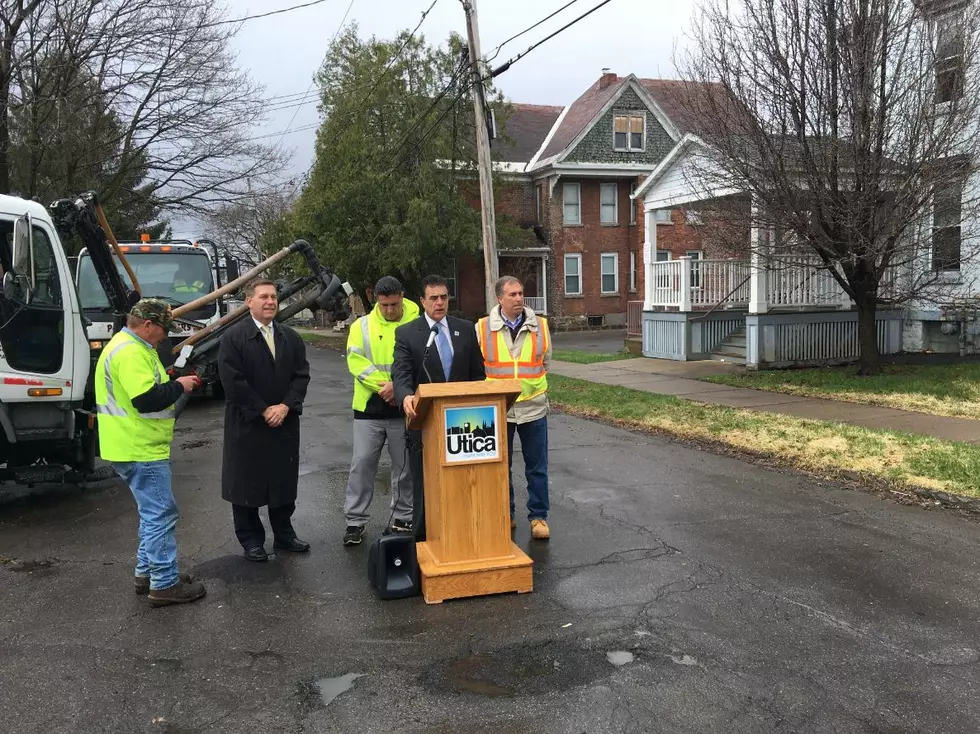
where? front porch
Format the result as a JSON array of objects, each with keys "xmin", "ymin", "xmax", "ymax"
[{"xmin": 631, "ymin": 135, "xmax": 905, "ymax": 369}]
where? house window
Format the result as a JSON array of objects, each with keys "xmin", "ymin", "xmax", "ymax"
[
  {"xmin": 601, "ymin": 183, "xmax": 618, "ymax": 225},
  {"xmin": 613, "ymin": 112, "xmax": 645, "ymax": 151},
  {"xmin": 629, "ymin": 251, "xmax": 636, "ymax": 292},
  {"xmin": 563, "ymin": 183, "xmax": 581, "ymax": 225},
  {"xmin": 535, "ymin": 185, "xmax": 543, "ymax": 224},
  {"xmin": 936, "ymin": 12, "xmax": 965, "ymax": 104},
  {"xmin": 687, "ymin": 250, "xmax": 702, "ymax": 288},
  {"xmin": 629, "ymin": 182, "xmax": 637, "ymax": 225},
  {"xmin": 564, "ymin": 254, "xmax": 582, "ymax": 295},
  {"xmin": 445, "ymin": 260, "xmax": 458, "ymax": 298},
  {"xmin": 601, "ymin": 253, "xmax": 618, "ymax": 294},
  {"xmin": 654, "ymin": 209, "xmax": 672, "ymax": 225},
  {"xmin": 933, "ymin": 182, "xmax": 962, "ymax": 271}
]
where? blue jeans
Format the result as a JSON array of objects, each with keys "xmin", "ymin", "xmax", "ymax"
[
  {"xmin": 507, "ymin": 416, "xmax": 549, "ymax": 521},
  {"xmin": 113, "ymin": 460, "xmax": 179, "ymax": 591}
]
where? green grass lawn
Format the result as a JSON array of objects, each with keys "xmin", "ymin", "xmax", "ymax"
[
  {"xmin": 703, "ymin": 362, "xmax": 980, "ymax": 420},
  {"xmin": 552, "ymin": 349, "xmax": 637, "ymax": 364},
  {"xmin": 548, "ymin": 373, "xmax": 980, "ymax": 499}
]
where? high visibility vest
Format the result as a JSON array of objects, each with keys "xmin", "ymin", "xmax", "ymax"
[
  {"xmin": 174, "ymin": 279, "xmax": 205, "ymax": 293},
  {"xmin": 477, "ymin": 315, "xmax": 550, "ymax": 403},
  {"xmin": 347, "ymin": 300, "xmax": 419, "ymax": 411},
  {"xmin": 94, "ymin": 331, "xmax": 176, "ymax": 462}
]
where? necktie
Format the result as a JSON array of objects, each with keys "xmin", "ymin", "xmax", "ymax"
[
  {"xmin": 262, "ymin": 325, "xmax": 275, "ymax": 359},
  {"xmin": 435, "ymin": 322, "xmax": 453, "ymax": 380}
]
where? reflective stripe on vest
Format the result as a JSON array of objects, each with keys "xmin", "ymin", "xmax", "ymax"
[
  {"xmin": 351, "ymin": 316, "xmax": 393, "ymax": 382},
  {"xmin": 478, "ymin": 317, "xmax": 549, "ymax": 401},
  {"xmin": 96, "ymin": 338, "xmax": 175, "ymax": 421}
]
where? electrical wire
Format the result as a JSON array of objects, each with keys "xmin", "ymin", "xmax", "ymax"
[
  {"xmin": 273, "ymin": 0, "xmax": 356, "ymax": 149},
  {"xmin": 490, "ymin": 0, "xmax": 616, "ymax": 78},
  {"xmin": 485, "ymin": 0, "xmax": 582, "ymax": 63},
  {"xmin": 202, "ymin": 0, "xmax": 337, "ymax": 29}
]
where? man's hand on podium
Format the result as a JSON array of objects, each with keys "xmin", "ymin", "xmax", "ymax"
[{"xmin": 403, "ymin": 394, "xmax": 418, "ymax": 420}]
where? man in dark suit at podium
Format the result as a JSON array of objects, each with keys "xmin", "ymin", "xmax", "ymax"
[{"xmin": 392, "ymin": 274, "xmax": 486, "ymax": 541}]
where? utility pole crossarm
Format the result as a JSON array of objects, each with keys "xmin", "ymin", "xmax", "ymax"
[{"xmin": 460, "ymin": 0, "xmax": 499, "ymax": 314}]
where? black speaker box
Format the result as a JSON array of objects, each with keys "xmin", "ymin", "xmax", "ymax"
[{"xmin": 367, "ymin": 534, "xmax": 420, "ymax": 600}]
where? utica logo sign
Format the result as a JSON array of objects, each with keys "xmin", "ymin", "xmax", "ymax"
[{"xmin": 444, "ymin": 405, "xmax": 499, "ymax": 464}]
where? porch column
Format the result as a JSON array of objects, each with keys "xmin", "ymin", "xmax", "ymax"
[
  {"xmin": 540, "ymin": 255, "xmax": 548, "ymax": 314},
  {"xmin": 643, "ymin": 208, "xmax": 656, "ymax": 310},
  {"xmin": 748, "ymin": 196, "xmax": 768, "ymax": 314}
]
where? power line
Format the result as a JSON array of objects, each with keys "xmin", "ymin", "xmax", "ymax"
[
  {"xmin": 202, "ymin": 0, "xmax": 336, "ymax": 29},
  {"xmin": 273, "ymin": 0, "xmax": 356, "ymax": 149},
  {"xmin": 490, "ymin": 0, "xmax": 615, "ymax": 78},
  {"xmin": 485, "ymin": 0, "xmax": 582, "ymax": 63}
]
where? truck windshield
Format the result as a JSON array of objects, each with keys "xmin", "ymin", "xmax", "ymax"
[{"xmin": 77, "ymin": 252, "xmax": 215, "ymax": 309}]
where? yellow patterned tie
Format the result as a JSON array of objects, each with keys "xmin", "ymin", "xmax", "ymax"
[{"xmin": 262, "ymin": 325, "xmax": 275, "ymax": 359}]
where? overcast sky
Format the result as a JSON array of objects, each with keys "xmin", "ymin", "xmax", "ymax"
[{"xmin": 176, "ymin": 0, "xmax": 696, "ymax": 237}]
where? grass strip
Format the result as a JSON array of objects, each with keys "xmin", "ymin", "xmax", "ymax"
[
  {"xmin": 703, "ymin": 363, "xmax": 980, "ymax": 420},
  {"xmin": 548, "ymin": 373, "xmax": 980, "ymax": 499},
  {"xmin": 552, "ymin": 349, "xmax": 637, "ymax": 364}
]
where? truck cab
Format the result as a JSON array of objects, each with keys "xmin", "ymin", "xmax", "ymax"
[
  {"xmin": 75, "ymin": 239, "xmax": 220, "ymax": 366},
  {"xmin": 0, "ymin": 195, "xmax": 96, "ymax": 482}
]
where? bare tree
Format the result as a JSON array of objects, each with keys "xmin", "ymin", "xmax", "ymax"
[
  {"xmin": 203, "ymin": 183, "xmax": 300, "ymax": 269},
  {"xmin": 0, "ymin": 0, "xmax": 284, "ymax": 219},
  {"xmin": 677, "ymin": 0, "xmax": 980, "ymax": 374}
]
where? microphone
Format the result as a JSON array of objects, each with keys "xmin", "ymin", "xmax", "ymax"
[{"xmin": 419, "ymin": 324, "xmax": 439, "ymax": 384}]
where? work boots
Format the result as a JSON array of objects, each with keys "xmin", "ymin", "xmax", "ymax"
[{"xmin": 147, "ymin": 578, "xmax": 207, "ymax": 608}]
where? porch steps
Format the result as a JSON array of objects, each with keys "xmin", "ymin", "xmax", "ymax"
[{"xmin": 709, "ymin": 327, "xmax": 746, "ymax": 365}]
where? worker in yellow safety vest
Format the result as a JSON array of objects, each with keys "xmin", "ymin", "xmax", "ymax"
[
  {"xmin": 342, "ymin": 276, "xmax": 420, "ymax": 546},
  {"xmin": 95, "ymin": 298, "xmax": 205, "ymax": 607},
  {"xmin": 476, "ymin": 275, "xmax": 553, "ymax": 540}
]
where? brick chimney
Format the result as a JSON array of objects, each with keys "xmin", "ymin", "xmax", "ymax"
[{"xmin": 598, "ymin": 68, "xmax": 617, "ymax": 89}]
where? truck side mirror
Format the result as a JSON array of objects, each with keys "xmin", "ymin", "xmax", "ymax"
[
  {"xmin": 12, "ymin": 213, "xmax": 35, "ymax": 290},
  {"xmin": 225, "ymin": 256, "xmax": 240, "ymax": 282}
]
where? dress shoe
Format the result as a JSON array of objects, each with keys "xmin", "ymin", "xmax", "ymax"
[
  {"xmin": 273, "ymin": 537, "xmax": 310, "ymax": 553},
  {"xmin": 244, "ymin": 546, "xmax": 269, "ymax": 562},
  {"xmin": 135, "ymin": 572, "xmax": 193, "ymax": 595}
]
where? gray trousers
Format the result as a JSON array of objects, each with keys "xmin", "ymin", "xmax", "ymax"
[{"xmin": 344, "ymin": 417, "xmax": 413, "ymax": 526}]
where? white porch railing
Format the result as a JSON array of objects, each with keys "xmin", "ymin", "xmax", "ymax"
[
  {"xmin": 649, "ymin": 255, "xmax": 902, "ymax": 312},
  {"xmin": 525, "ymin": 296, "xmax": 546, "ymax": 313},
  {"xmin": 766, "ymin": 256, "xmax": 847, "ymax": 308},
  {"xmin": 649, "ymin": 258, "xmax": 751, "ymax": 310}
]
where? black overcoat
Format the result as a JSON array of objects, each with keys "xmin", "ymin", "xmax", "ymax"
[{"xmin": 217, "ymin": 317, "xmax": 310, "ymax": 508}]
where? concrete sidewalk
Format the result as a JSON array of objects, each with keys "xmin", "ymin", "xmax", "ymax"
[{"xmin": 551, "ymin": 358, "xmax": 980, "ymax": 444}]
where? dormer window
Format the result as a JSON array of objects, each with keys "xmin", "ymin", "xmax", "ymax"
[{"xmin": 614, "ymin": 112, "xmax": 645, "ymax": 152}]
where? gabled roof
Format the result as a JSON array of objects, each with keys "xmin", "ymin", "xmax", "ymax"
[
  {"xmin": 494, "ymin": 103, "xmax": 564, "ymax": 164},
  {"xmin": 533, "ymin": 74, "xmax": 726, "ymax": 165}
]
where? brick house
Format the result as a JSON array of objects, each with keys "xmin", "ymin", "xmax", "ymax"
[{"xmin": 454, "ymin": 71, "xmax": 719, "ymax": 327}]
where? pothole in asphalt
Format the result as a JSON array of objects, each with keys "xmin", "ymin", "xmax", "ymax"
[
  {"xmin": 425, "ymin": 640, "xmax": 608, "ymax": 697},
  {"xmin": 3, "ymin": 557, "xmax": 55, "ymax": 573},
  {"xmin": 179, "ymin": 439, "xmax": 211, "ymax": 450}
]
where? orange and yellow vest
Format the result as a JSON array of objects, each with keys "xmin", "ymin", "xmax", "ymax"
[{"xmin": 476, "ymin": 315, "xmax": 550, "ymax": 403}]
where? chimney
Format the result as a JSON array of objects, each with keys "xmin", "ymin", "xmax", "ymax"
[{"xmin": 599, "ymin": 68, "xmax": 617, "ymax": 90}]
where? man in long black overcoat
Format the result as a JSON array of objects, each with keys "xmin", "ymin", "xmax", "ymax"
[{"xmin": 218, "ymin": 278, "xmax": 311, "ymax": 561}]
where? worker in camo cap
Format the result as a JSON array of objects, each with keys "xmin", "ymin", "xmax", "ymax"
[{"xmin": 95, "ymin": 298, "xmax": 204, "ymax": 607}]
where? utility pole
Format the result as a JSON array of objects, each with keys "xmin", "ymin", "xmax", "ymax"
[{"xmin": 460, "ymin": 0, "xmax": 498, "ymax": 314}]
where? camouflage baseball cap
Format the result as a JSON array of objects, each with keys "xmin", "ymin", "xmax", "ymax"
[{"xmin": 130, "ymin": 298, "xmax": 176, "ymax": 330}]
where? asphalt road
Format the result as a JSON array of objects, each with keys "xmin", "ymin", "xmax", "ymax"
[{"xmin": 3, "ymin": 345, "xmax": 980, "ymax": 733}]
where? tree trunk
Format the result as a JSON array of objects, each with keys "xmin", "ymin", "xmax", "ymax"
[{"xmin": 856, "ymin": 296, "xmax": 881, "ymax": 376}]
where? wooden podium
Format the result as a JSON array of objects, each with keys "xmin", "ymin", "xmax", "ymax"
[{"xmin": 408, "ymin": 379, "xmax": 533, "ymax": 604}]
